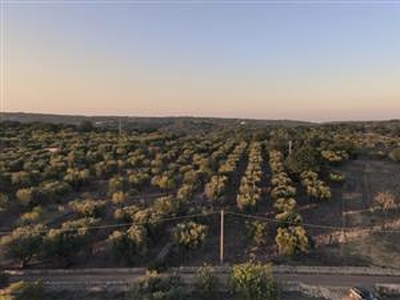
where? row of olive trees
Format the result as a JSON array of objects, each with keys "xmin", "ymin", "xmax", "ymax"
[
  {"xmin": 269, "ymin": 150, "xmax": 309, "ymax": 257},
  {"xmin": 204, "ymin": 141, "xmax": 247, "ymax": 204},
  {"xmin": 237, "ymin": 142, "xmax": 263, "ymax": 211},
  {"xmin": 218, "ymin": 141, "xmax": 248, "ymax": 176},
  {"xmin": 0, "ymin": 218, "xmax": 98, "ymax": 268}
]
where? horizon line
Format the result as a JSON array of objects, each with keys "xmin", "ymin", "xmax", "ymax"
[{"xmin": 3, "ymin": 110, "xmax": 400, "ymax": 124}]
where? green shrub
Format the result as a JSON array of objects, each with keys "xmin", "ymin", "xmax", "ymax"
[
  {"xmin": 0, "ymin": 224, "xmax": 46, "ymax": 268},
  {"xmin": 129, "ymin": 271, "xmax": 186, "ymax": 300},
  {"xmin": 108, "ymin": 225, "xmax": 148, "ymax": 263},
  {"xmin": 172, "ymin": 221, "xmax": 208, "ymax": 250},
  {"xmin": 194, "ymin": 264, "xmax": 219, "ymax": 299},
  {"xmin": 3, "ymin": 280, "xmax": 44, "ymax": 300},
  {"xmin": 245, "ymin": 221, "xmax": 267, "ymax": 248},
  {"xmin": 230, "ymin": 262, "xmax": 280, "ymax": 300},
  {"xmin": 69, "ymin": 198, "xmax": 106, "ymax": 218},
  {"xmin": 275, "ymin": 226, "xmax": 309, "ymax": 256},
  {"xmin": 329, "ymin": 172, "xmax": 345, "ymax": 183}
]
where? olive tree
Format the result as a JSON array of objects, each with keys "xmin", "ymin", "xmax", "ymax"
[
  {"xmin": 172, "ymin": 221, "xmax": 208, "ymax": 250},
  {"xmin": 230, "ymin": 262, "xmax": 280, "ymax": 300},
  {"xmin": 44, "ymin": 218, "xmax": 98, "ymax": 265},
  {"xmin": 108, "ymin": 225, "xmax": 148, "ymax": 263},
  {"xmin": 0, "ymin": 224, "xmax": 46, "ymax": 268},
  {"xmin": 275, "ymin": 226, "xmax": 309, "ymax": 256}
]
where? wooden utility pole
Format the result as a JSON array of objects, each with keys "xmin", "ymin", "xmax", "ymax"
[{"xmin": 220, "ymin": 209, "xmax": 224, "ymax": 265}]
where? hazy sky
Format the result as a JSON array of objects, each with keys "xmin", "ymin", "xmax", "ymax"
[{"xmin": 2, "ymin": 1, "xmax": 400, "ymax": 121}]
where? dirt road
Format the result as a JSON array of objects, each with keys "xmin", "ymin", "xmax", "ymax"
[{"xmin": 6, "ymin": 267, "xmax": 400, "ymax": 290}]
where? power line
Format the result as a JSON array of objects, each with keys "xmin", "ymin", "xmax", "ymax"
[
  {"xmin": 225, "ymin": 210, "xmax": 400, "ymax": 234},
  {"xmin": 227, "ymin": 211, "xmax": 343, "ymax": 230},
  {"xmin": 1, "ymin": 208, "xmax": 400, "ymax": 237},
  {"xmin": 0, "ymin": 211, "xmax": 219, "ymax": 236}
]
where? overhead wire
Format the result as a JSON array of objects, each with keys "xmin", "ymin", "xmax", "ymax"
[
  {"xmin": 0, "ymin": 210, "xmax": 219, "ymax": 236},
  {"xmin": 1, "ymin": 208, "xmax": 400, "ymax": 236},
  {"xmin": 225, "ymin": 210, "xmax": 400, "ymax": 234}
]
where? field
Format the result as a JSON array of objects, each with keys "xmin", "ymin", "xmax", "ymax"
[{"xmin": 1, "ymin": 117, "xmax": 400, "ymax": 271}]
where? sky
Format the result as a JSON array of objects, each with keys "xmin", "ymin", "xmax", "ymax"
[{"xmin": 2, "ymin": 1, "xmax": 400, "ymax": 122}]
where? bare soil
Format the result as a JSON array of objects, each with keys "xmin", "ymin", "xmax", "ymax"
[{"xmin": 296, "ymin": 159, "xmax": 400, "ymax": 268}]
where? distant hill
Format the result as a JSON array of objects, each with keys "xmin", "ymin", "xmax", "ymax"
[{"xmin": 1, "ymin": 112, "xmax": 315, "ymax": 133}]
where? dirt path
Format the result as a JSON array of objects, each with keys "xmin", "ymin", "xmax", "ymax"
[{"xmin": 6, "ymin": 266, "xmax": 400, "ymax": 290}]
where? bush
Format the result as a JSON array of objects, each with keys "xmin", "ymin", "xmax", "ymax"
[
  {"xmin": 44, "ymin": 218, "xmax": 98, "ymax": 264},
  {"xmin": 107, "ymin": 225, "xmax": 148, "ymax": 263},
  {"xmin": 230, "ymin": 262, "xmax": 280, "ymax": 300},
  {"xmin": 275, "ymin": 226, "xmax": 309, "ymax": 256},
  {"xmin": 69, "ymin": 198, "xmax": 106, "ymax": 218},
  {"xmin": 129, "ymin": 271, "xmax": 186, "ymax": 300},
  {"xmin": 329, "ymin": 172, "xmax": 345, "ymax": 183},
  {"xmin": 0, "ymin": 224, "xmax": 46, "ymax": 268},
  {"xmin": 2, "ymin": 280, "xmax": 44, "ymax": 300},
  {"xmin": 245, "ymin": 221, "xmax": 267, "ymax": 248},
  {"xmin": 18, "ymin": 206, "xmax": 44, "ymax": 225},
  {"xmin": 172, "ymin": 221, "xmax": 208, "ymax": 250},
  {"xmin": 373, "ymin": 191, "xmax": 397, "ymax": 211},
  {"xmin": 194, "ymin": 264, "xmax": 219, "ymax": 299},
  {"xmin": 388, "ymin": 148, "xmax": 400, "ymax": 162}
]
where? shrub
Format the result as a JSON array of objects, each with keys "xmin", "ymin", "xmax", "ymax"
[
  {"xmin": 111, "ymin": 191, "xmax": 127, "ymax": 206},
  {"xmin": 194, "ymin": 264, "xmax": 219, "ymax": 300},
  {"xmin": 107, "ymin": 225, "xmax": 148, "ymax": 263},
  {"xmin": 230, "ymin": 262, "xmax": 280, "ymax": 300},
  {"xmin": 69, "ymin": 198, "xmax": 106, "ymax": 218},
  {"xmin": 0, "ymin": 224, "xmax": 46, "ymax": 268},
  {"xmin": 129, "ymin": 271, "xmax": 186, "ymax": 300},
  {"xmin": 15, "ymin": 188, "xmax": 37, "ymax": 208},
  {"xmin": 18, "ymin": 206, "xmax": 44, "ymax": 226},
  {"xmin": 245, "ymin": 221, "xmax": 267, "ymax": 248},
  {"xmin": 2, "ymin": 280, "xmax": 44, "ymax": 300},
  {"xmin": 374, "ymin": 191, "xmax": 397, "ymax": 211},
  {"xmin": 329, "ymin": 172, "xmax": 345, "ymax": 183},
  {"xmin": 153, "ymin": 196, "xmax": 184, "ymax": 218},
  {"xmin": 113, "ymin": 205, "xmax": 139, "ymax": 222},
  {"xmin": 275, "ymin": 226, "xmax": 309, "ymax": 256},
  {"xmin": 44, "ymin": 218, "xmax": 98, "ymax": 264},
  {"xmin": 108, "ymin": 176, "xmax": 125, "ymax": 195},
  {"xmin": 204, "ymin": 175, "xmax": 227, "ymax": 203},
  {"xmin": 172, "ymin": 221, "xmax": 208, "ymax": 250}
]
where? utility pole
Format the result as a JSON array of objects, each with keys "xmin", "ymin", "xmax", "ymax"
[
  {"xmin": 220, "ymin": 209, "xmax": 224, "ymax": 265},
  {"xmin": 288, "ymin": 140, "xmax": 293, "ymax": 156}
]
